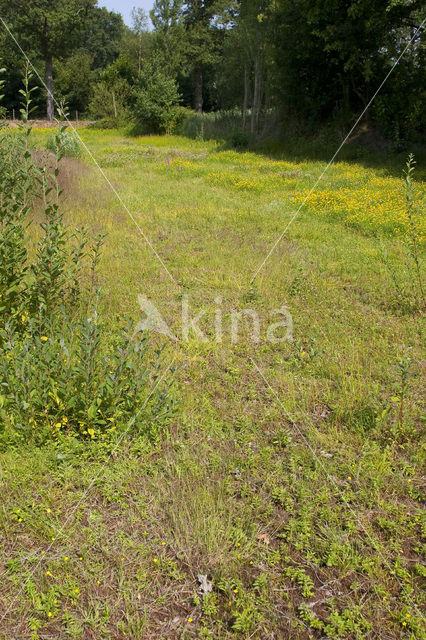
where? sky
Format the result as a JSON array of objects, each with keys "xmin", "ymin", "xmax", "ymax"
[{"xmin": 100, "ymin": 0, "xmax": 154, "ymax": 27}]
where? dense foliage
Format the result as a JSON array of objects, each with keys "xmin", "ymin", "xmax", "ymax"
[
  {"xmin": 0, "ymin": 0, "xmax": 424, "ymax": 139},
  {"xmin": 134, "ymin": 60, "xmax": 182, "ymax": 133}
]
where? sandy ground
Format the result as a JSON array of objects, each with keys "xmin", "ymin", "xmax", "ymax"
[{"xmin": 6, "ymin": 119, "xmax": 94, "ymax": 128}]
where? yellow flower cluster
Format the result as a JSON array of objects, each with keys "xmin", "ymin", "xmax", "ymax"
[
  {"xmin": 207, "ymin": 171, "xmax": 262, "ymax": 191},
  {"xmin": 292, "ymin": 174, "xmax": 425, "ymax": 241}
]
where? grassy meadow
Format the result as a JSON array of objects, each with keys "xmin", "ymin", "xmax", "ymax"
[{"xmin": 0, "ymin": 127, "xmax": 425, "ymax": 639}]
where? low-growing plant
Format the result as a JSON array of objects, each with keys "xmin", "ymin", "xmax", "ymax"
[
  {"xmin": 0, "ymin": 307, "xmax": 175, "ymax": 447},
  {"xmin": 46, "ymin": 128, "xmax": 81, "ymax": 158},
  {"xmin": 46, "ymin": 104, "xmax": 81, "ymax": 158}
]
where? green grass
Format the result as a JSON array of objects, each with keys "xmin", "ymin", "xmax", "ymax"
[{"xmin": 0, "ymin": 127, "xmax": 425, "ymax": 639}]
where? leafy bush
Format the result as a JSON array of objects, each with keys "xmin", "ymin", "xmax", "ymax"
[
  {"xmin": 0, "ymin": 93, "xmax": 174, "ymax": 447},
  {"xmin": 134, "ymin": 62, "xmax": 181, "ymax": 134},
  {"xmin": 0, "ymin": 313, "xmax": 173, "ymax": 446},
  {"xmin": 88, "ymin": 78, "xmax": 132, "ymax": 125},
  {"xmin": 54, "ymin": 52, "xmax": 93, "ymax": 115},
  {"xmin": 46, "ymin": 129, "xmax": 81, "ymax": 158},
  {"xmin": 88, "ymin": 56, "xmax": 137, "ymax": 126}
]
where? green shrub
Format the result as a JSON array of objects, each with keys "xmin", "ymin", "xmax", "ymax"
[
  {"xmin": 88, "ymin": 78, "xmax": 132, "ymax": 125},
  {"xmin": 134, "ymin": 62, "xmax": 181, "ymax": 134},
  {"xmin": 168, "ymin": 105, "xmax": 191, "ymax": 134},
  {"xmin": 0, "ymin": 313, "xmax": 174, "ymax": 447},
  {"xmin": 46, "ymin": 129, "xmax": 81, "ymax": 158}
]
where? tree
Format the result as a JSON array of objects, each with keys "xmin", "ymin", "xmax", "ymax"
[
  {"xmin": 1, "ymin": 0, "xmax": 96, "ymax": 120},
  {"xmin": 0, "ymin": 29, "xmax": 29, "ymax": 118},
  {"xmin": 235, "ymin": 0, "xmax": 273, "ymax": 134},
  {"xmin": 270, "ymin": 0, "xmax": 425, "ymax": 133},
  {"xmin": 55, "ymin": 52, "xmax": 93, "ymax": 115},
  {"xmin": 131, "ymin": 7, "xmax": 149, "ymax": 73},
  {"xmin": 80, "ymin": 6, "xmax": 125, "ymax": 71},
  {"xmin": 150, "ymin": 0, "xmax": 186, "ymax": 77},
  {"xmin": 134, "ymin": 58, "xmax": 181, "ymax": 133},
  {"xmin": 89, "ymin": 55, "xmax": 136, "ymax": 122},
  {"xmin": 182, "ymin": 0, "xmax": 219, "ymax": 112}
]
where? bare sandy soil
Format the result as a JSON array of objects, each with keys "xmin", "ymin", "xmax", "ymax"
[{"xmin": 6, "ymin": 119, "xmax": 94, "ymax": 128}]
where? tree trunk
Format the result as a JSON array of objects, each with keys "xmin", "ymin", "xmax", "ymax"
[
  {"xmin": 194, "ymin": 66, "xmax": 203, "ymax": 114},
  {"xmin": 45, "ymin": 55, "xmax": 54, "ymax": 122},
  {"xmin": 261, "ymin": 71, "xmax": 270, "ymax": 136},
  {"xmin": 112, "ymin": 90, "xmax": 117, "ymax": 119},
  {"xmin": 242, "ymin": 66, "xmax": 249, "ymax": 130},
  {"xmin": 250, "ymin": 55, "xmax": 260, "ymax": 136}
]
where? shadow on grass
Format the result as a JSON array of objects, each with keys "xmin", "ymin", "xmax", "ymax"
[
  {"xmin": 214, "ymin": 129, "xmax": 426, "ymax": 180},
  {"xmin": 176, "ymin": 111, "xmax": 426, "ymax": 179}
]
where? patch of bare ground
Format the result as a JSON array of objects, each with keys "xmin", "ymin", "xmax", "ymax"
[{"xmin": 7, "ymin": 119, "xmax": 94, "ymax": 128}]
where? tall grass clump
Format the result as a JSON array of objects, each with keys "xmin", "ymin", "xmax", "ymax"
[
  {"xmin": 177, "ymin": 108, "xmax": 278, "ymax": 147},
  {"xmin": 0, "ymin": 70, "xmax": 174, "ymax": 448},
  {"xmin": 178, "ymin": 109, "xmax": 247, "ymax": 143}
]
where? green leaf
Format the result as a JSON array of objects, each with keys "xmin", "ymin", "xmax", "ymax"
[{"xmin": 87, "ymin": 404, "xmax": 97, "ymax": 420}]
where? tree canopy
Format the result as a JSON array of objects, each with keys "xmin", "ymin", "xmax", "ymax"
[{"xmin": 0, "ymin": 0, "xmax": 424, "ymax": 139}]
